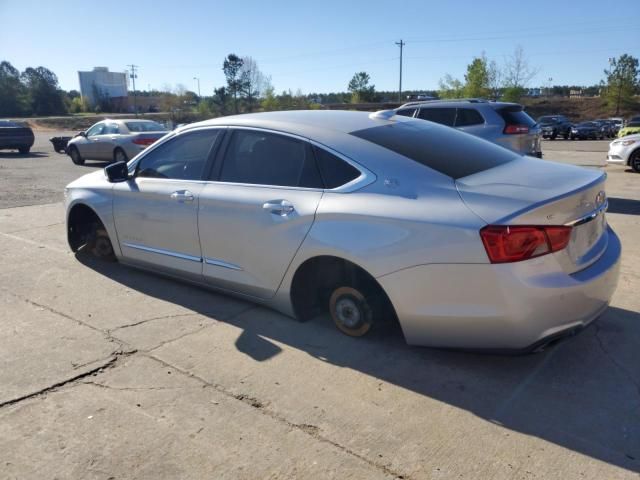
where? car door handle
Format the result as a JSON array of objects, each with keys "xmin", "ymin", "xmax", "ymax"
[
  {"xmin": 263, "ymin": 200, "xmax": 295, "ymax": 216},
  {"xmin": 170, "ymin": 190, "xmax": 194, "ymax": 203}
]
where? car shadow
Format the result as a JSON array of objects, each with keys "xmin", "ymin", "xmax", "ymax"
[
  {"xmin": 608, "ymin": 197, "xmax": 640, "ymax": 216},
  {"xmin": 0, "ymin": 151, "xmax": 49, "ymax": 159},
  {"xmin": 77, "ymin": 254, "xmax": 640, "ymax": 473}
]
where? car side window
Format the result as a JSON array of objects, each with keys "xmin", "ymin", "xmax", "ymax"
[
  {"xmin": 396, "ymin": 108, "xmax": 416, "ymax": 117},
  {"xmin": 104, "ymin": 123, "xmax": 120, "ymax": 134},
  {"xmin": 218, "ymin": 130, "xmax": 323, "ymax": 188},
  {"xmin": 455, "ymin": 108, "xmax": 484, "ymax": 127},
  {"xmin": 136, "ymin": 129, "xmax": 219, "ymax": 181},
  {"xmin": 312, "ymin": 146, "xmax": 361, "ymax": 189},
  {"xmin": 86, "ymin": 123, "xmax": 105, "ymax": 137},
  {"xmin": 417, "ymin": 108, "xmax": 456, "ymax": 126}
]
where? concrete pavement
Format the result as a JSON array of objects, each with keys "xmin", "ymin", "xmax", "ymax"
[{"xmin": 0, "ymin": 134, "xmax": 638, "ymax": 479}]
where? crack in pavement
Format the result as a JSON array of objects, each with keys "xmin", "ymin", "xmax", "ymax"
[
  {"xmin": 144, "ymin": 353, "xmax": 409, "ymax": 480},
  {"xmin": 109, "ymin": 313, "xmax": 199, "ymax": 332},
  {"xmin": 0, "ymin": 230, "xmax": 69, "ymax": 254},
  {"xmin": 0, "ymin": 350, "xmax": 135, "ymax": 409},
  {"xmin": 4, "ymin": 222, "xmax": 65, "ymax": 234},
  {"xmin": 3, "ymin": 286, "xmax": 402, "ymax": 477}
]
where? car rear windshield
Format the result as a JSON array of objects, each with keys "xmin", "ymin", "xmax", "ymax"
[
  {"xmin": 126, "ymin": 121, "xmax": 167, "ymax": 132},
  {"xmin": 350, "ymin": 120, "xmax": 517, "ymax": 179},
  {"xmin": 497, "ymin": 107, "xmax": 536, "ymax": 127}
]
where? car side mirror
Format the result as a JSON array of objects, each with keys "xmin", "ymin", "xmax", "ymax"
[
  {"xmin": 76, "ymin": 131, "xmax": 87, "ymax": 137},
  {"xmin": 105, "ymin": 161, "xmax": 129, "ymax": 183}
]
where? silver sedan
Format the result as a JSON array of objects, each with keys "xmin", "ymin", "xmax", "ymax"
[
  {"xmin": 64, "ymin": 110, "xmax": 620, "ymax": 352},
  {"xmin": 66, "ymin": 119, "xmax": 168, "ymax": 165}
]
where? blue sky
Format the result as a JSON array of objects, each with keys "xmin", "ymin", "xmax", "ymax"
[{"xmin": 1, "ymin": 0, "xmax": 638, "ymax": 95}]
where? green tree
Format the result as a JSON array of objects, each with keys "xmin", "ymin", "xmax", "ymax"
[
  {"xmin": 438, "ymin": 74, "xmax": 464, "ymax": 99},
  {"xmin": 20, "ymin": 66, "xmax": 66, "ymax": 115},
  {"xmin": 464, "ymin": 55, "xmax": 490, "ymax": 98},
  {"xmin": 348, "ymin": 72, "xmax": 375, "ymax": 103},
  {"xmin": 604, "ymin": 54, "xmax": 640, "ymax": 114},
  {"xmin": 223, "ymin": 54, "xmax": 247, "ymax": 113},
  {"xmin": 0, "ymin": 61, "xmax": 28, "ymax": 116},
  {"xmin": 261, "ymin": 85, "xmax": 280, "ymax": 111},
  {"xmin": 211, "ymin": 86, "xmax": 231, "ymax": 115}
]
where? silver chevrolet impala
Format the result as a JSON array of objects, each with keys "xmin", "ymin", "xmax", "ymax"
[{"xmin": 64, "ymin": 110, "xmax": 621, "ymax": 352}]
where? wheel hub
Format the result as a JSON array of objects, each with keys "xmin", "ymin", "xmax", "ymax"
[{"xmin": 335, "ymin": 297, "xmax": 361, "ymax": 328}]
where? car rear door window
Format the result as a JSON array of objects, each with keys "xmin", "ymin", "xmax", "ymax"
[
  {"xmin": 455, "ymin": 108, "xmax": 484, "ymax": 127},
  {"xmin": 350, "ymin": 121, "xmax": 516, "ymax": 179},
  {"xmin": 416, "ymin": 108, "xmax": 456, "ymax": 126},
  {"xmin": 104, "ymin": 123, "xmax": 120, "ymax": 134},
  {"xmin": 136, "ymin": 129, "xmax": 219, "ymax": 181},
  {"xmin": 312, "ymin": 146, "xmax": 361, "ymax": 189},
  {"xmin": 219, "ymin": 130, "xmax": 323, "ymax": 188},
  {"xmin": 396, "ymin": 108, "xmax": 417, "ymax": 118}
]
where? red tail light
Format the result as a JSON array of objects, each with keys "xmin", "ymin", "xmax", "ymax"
[
  {"xmin": 480, "ymin": 225, "xmax": 572, "ymax": 263},
  {"xmin": 504, "ymin": 124, "xmax": 529, "ymax": 134},
  {"xmin": 133, "ymin": 138, "xmax": 157, "ymax": 146}
]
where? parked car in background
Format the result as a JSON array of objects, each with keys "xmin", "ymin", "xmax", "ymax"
[
  {"xmin": 65, "ymin": 110, "xmax": 619, "ymax": 352},
  {"xmin": 593, "ymin": 120, "xmax": 615, "ymax": 139},
  {"xmin": 66, "ymin": 119, "xmax": 168, "ymax": 165},
  {"xmin": 537, "ymin": 115, "xmax": 573, "ymax": 140},
  {"xmin": 394, "ymin": 99, "xmax": 542, "ymax": 157},
  {"xmin": 607, "ymin": 134, "xmax": 640, "ymax": 172},
  {"xmin": 0, "ymin": 120, "xmax": 34, "ymax": 154},
  {"xmin": 618, "ymin": 117, "xmax": 640, "ymax": 138},
  {"xmin": 608, "ymin": 117, "xmax": 624, "ymax": 135},
  {"xmin": 570, "ymin": 122, "xmax": 603, "ymax": 140}
]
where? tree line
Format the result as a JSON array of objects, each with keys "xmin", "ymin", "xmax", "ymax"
[{"xmin": 1, "ymin": 50, "xmax": 638, "ymax": 118}]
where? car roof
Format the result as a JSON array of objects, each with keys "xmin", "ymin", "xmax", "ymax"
[
  {"xmin": 398, "ymin": 99, "xmax": 521, "ymax": 109},
  {"xmin": 179, "ymin": 110, "xmax": 415, "ymax": 137}
]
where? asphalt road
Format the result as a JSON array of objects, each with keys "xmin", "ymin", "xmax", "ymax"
[{"xmin": 0, "ymin": 131, "xmax": 638, "ymax": 479}]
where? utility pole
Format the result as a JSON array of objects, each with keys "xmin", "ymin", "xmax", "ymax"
[
  {"xmin": 395, "ymin": 40, "xmax": 405, "ymax": 102},
  {"xmin": 193, "ymin": 76, "xmax": 201, "ymax": 100},
  {"xmin": 127, "ymin": 64, "xmax": 138, "ymax": 116}
]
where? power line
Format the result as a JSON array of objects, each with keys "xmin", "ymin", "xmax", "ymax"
[{"xmin": 395, "ymin": 40, "xmax": 405, "ymax": 101}]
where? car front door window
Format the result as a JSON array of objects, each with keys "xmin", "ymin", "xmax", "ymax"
[
  {"xmin": 136, "ymin": 130, "xmax": 220, "ymax": 181},
  {"xmin": 86, "ymin": 123, "xmax": 105, "ymax": 137}
]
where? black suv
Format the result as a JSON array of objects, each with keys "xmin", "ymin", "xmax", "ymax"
[{"xmin": 537, "ymin": 115, "xmax": 573, "ymax": 140}]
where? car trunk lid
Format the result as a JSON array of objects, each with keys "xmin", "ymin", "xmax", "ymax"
[{"xmin": 456, "ymin": 157, "xmax": 608, "ymax": 273}]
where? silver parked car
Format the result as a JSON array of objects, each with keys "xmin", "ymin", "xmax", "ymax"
[
  {"xmin": 607, "ymin": 134, "xmax": 640, "ymax": 172},
  {"xmin": 64, "ymin": 110, "xmax": 620, "ymax": 352},
  {"xmin": 395, "ymin": 99, "xmax": 542, "ymax": 157},
  {"xmin": 67, "ymin": 119, "xmax": 168, "ymax": 165}
]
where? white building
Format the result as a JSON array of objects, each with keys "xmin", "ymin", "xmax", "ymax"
[{"xmin": 78, "ymin": 67, "xmax": 128, "ymax": 106}]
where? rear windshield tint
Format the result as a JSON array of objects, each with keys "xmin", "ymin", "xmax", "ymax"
[
  {"xmin": 125, "ymin": 121, "xmax": 167, "ymax": 132},
  {"xmin": 350, "ymin": 120, "xmax": 517, "ymax": 179},
  {"xmin": 497, "ymin": 107, "xmax": 536, "ymax": 127}
]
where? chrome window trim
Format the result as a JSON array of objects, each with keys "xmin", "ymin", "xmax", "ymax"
[
  {"xmin": 204, "ymin": 257, "xmax": 243, "ymax": 271},
  {"xmin": 122, "ymin": 242, "xmax": 202, "ymax": 263}
]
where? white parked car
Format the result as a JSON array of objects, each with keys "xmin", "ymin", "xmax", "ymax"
[{"xmin": 607, "ymin": 134, "xmax": 640, "ymax": 172}]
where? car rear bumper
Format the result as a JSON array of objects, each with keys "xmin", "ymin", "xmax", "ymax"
[{"xmin": 378, "ymin": 226, "xmax": 621, "ymax": 350}]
